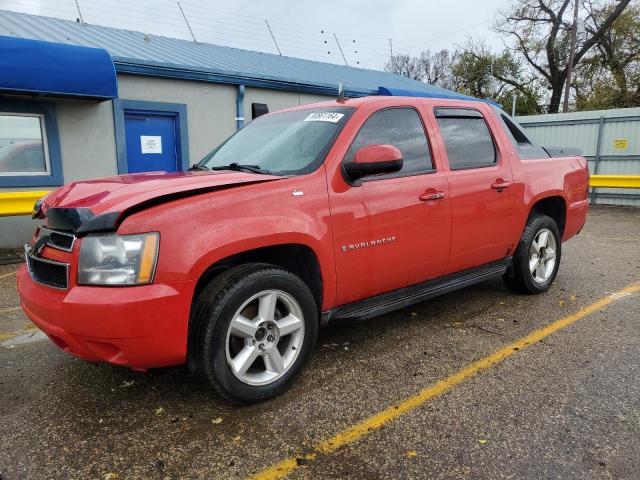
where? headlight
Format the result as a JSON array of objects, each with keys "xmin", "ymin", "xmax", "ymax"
[{"xmin": 78, "ymin": 233, "xmax": 159, "ymax": 286}]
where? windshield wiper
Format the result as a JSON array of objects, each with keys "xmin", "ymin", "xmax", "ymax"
[
  {"xmin": 188, "ymin": 164, "xmax": 210, "ymax": 171},
  {"xmin": 209, "ymin": 163, "xmax": 271, "ymax": 175}
]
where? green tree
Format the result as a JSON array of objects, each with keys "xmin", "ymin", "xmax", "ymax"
[
  {"xmin": 575, "ymin": 2, "xmax": 640, "ymax": 109},
  {"xmin": 494, "ymin": 0, "xmax": 632, "ymax": 113},
  {"xmin": 449, "ymin": 41, "xmax": 544, "ymax": 114},
  {"xmin": 385, "ymin": 43, "xmax": 544, "ymax": 115}
]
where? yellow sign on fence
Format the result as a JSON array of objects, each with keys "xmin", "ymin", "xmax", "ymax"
[{"xmin": 613, "ymin": 138, "xmax": 629, "ymax": 150}]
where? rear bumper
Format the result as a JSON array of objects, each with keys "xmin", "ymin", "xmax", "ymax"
[
  {"xmin": 563, "ymin": 199, "xmax": 589, "ymax": 242},
  {"xmin": 17, "ymin": 266, "xmax": 196, "ymax": 369}
]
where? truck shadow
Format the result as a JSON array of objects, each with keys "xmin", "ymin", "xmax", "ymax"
[{"xmin": 46, "ymin": 278, "xmax": 511, "ymax": 397}]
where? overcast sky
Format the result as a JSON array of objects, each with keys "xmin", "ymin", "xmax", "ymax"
[{"xmin": 0, "ymin": 0, "xmax": 513, "ymax": 70}]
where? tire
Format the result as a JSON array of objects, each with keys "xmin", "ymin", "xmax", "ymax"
[
  {"xmin": 503, "ymin": 214, "xmax": 561, "ymax": 294},
  {"xmin": 191, "ymin": 263, "xmax": 318, "ymax": 404}
]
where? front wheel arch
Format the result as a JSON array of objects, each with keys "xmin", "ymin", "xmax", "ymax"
[
  {"xmin": 187, "ymin": 244, "xmax": 323, "ymax": 374},
  {"xmin": 190, "ymin": 263, "xmax": 319, "ymax": 403}
]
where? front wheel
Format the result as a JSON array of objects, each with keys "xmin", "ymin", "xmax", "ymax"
[
  {"xmin": 192, "ymin": 264, "xmax": 318, "ymax": 404},
  {"xmin": 504, "ymin": 214, "xmax": 561, "ymax": 294}
]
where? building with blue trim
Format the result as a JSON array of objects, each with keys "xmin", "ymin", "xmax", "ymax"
[{"xmin": 0, "ymin": 10, "xmax": 474, "ymax": 247}]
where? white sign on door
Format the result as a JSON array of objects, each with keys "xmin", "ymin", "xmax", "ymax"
[{"xmin": 140, "ymin": 135, "xmax": 162, "ymax": 154}]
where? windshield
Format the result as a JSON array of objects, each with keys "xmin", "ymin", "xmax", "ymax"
[{"xmin": 198, "ymin": 106, "xmax": 354, "ymax": 175}]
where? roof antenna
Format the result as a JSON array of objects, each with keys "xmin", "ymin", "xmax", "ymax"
[{"xmin": 337, "ymin": 82, "xmax": 347, "ymax": 103}]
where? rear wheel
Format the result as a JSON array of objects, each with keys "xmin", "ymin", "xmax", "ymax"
[
  {"xmin": 192, "ymin": 264, "xmax": 318, "ymax": 404},
  {"xmin": 504, "ymin": 214, "xmax": 561, "ymax": 294}
]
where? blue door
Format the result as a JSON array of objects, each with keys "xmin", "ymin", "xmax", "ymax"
[{"xmin": 124, "ymin": 111, "xmax": 180, "ymax": 173}]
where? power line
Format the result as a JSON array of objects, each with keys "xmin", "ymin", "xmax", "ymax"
[{"xmin": 0, "ymin": 1, "xmax": 391, "ymax": 69}]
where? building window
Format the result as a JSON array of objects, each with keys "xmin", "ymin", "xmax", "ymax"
[
  {"xmin": 0, "ymin": 101, "xmax": 63, "ymax": 187},
  {"xmin": 0, "ymin": 113, "xmax": 49, "ymax": 175}
]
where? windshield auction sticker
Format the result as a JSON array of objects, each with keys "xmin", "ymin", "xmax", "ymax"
[{"xmin": 304, "ymin": 112, "xmax": 345, "ymax": 123}]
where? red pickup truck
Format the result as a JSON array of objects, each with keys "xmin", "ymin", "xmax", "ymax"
[{"xmin": 18, "ymin": 96, "xmax": 589, "ymax": 403}]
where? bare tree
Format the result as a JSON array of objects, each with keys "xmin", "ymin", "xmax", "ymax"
[
  {"xmin": 420, "ymin": 50, "xmax": 455, "ymax": 86},
  {"xmin": 385, "ymin": 50, "xmax": 456, "ymax": 88},
  {"xmin": 385, "ymin": 54, "xmax": 424, "ymax": 80},
  {"xmin": 494, "ymin": 0, "xmax": 632, "ymax": 113}
]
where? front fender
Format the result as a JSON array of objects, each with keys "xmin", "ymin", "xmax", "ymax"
[{"xmin": 117, "ymin": 171, "xmax": 336, "ymax": 309}]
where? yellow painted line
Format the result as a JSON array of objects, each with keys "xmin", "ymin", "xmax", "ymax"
[
  {"xmin": 250, "ymin": 281, "xmax": 640, "ymax": 480},
  {"xmin": 0, "ymin": 270, "xmax": 17, "ymax": 280},
  {"xmin": 0, "ymin": 324, "xmax": 37, "ymax": 342},
  {"xmin": 0, "ymin": 306, "xmax": 22, "ymax": 315},
  {"xmin": 0, "ymin": 190, "xmax": 50, "ymax": 217},
  {"xmin": 590, "ymin": 174, "xmax": 640, "ymax": 189}
]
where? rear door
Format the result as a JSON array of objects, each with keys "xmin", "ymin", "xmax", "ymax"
[
  {"xmin": 431, "ymin": 106, "xmax": 520, "ymax": 273},
  {"xmin": 328, "ymin": 105, "xmax": 451, "ymax": 305}
]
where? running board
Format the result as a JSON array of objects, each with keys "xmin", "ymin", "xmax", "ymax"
[{"xmin": 324, "ymin": 258, "xmax": 511, "ymax": 322}]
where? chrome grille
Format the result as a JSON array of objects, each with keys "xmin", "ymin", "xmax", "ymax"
[
  {"xmin": 39, "ymin": 227, "xmax": 76, "ymax": 252},
  {"xmin": 24, "ymin": 245, "xmax": 69, "ymax": 289}
]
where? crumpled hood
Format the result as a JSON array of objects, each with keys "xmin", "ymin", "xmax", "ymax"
[{"xmin": 40, "ymin": 170, "xmax": 283, "ymax": 233}]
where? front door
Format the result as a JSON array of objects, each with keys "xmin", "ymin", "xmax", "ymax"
[
  {"xmin": 124, "ymin": 111, "xmax": 180, "ymax": 173},
  {"xmin": 432, "ymin": 106, "xmax": 519, "ymax": 274},
  {"xmin": 329, "ymin": 106, "xmax": 451, "ymax": 306}
]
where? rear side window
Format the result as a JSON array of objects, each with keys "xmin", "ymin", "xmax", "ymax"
[
  {"xmin": 435, "ymin": 108, "xmax": 496, "ymax": 170},
  {"xmin": 498, "ymin": 112, "xmax": 549, "ymax": 160},
  {"xmin": 344, "ymin": 107, "xmax": 433, "ymax": 176}
]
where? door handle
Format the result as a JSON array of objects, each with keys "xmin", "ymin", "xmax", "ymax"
[
  {"xmin": 491, "ymin": 179, "xmax": 513, "ymax": 191},
  {"xmin": 419, "ymin": 191, "xmax": 445, "ymax": 201}
]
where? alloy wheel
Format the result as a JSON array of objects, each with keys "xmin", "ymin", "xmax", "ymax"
[
  {"xmin": 529, "ymin": 227, "xmax": 557, "ymax": 283},
  {"xmin": 225, "ymin": 289, "xmax": 305, "ymax": 386}
]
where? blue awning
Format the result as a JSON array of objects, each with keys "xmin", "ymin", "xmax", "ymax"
[
  {"xmin": 378, "ymin": 86, "xmax": 500, "ymax": 107},
  {"xmin": 0, "ymin": 36, "xmax": 118, "ymax": 100}
]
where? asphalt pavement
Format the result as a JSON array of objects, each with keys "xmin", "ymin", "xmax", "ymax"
[{"xmin": 0, "ymin": 205, "xmax": 639, "ymax": 480}]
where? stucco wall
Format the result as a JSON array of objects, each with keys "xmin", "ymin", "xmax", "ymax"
[
  {"xmin": 55, "ymin": 99, "xmax": 118, "ymax": 181},
  {"xmin": 243, "ymin": 88, "xmax": 332, "ymax": 126},
  {"xmin": 117, "ymin": 76, "xmax": 332, "ymax": 162},
  {"xmin": 0, "ymin": 76, "xmax": 333, "ymax": 248}
]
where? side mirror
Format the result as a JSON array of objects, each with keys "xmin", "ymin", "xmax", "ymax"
[{"xmin": 344, "ymin": 144, "xmax": 403, "ymax": 181}]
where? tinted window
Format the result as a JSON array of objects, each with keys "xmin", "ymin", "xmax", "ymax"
[
  {"xmin": 498, "ymin": 112, "xmax": 549, "ymax": 160},
  {"xmin": 435, "ymin": 111, "xmax": 496, "ymax": 170},
  {"xmin": 344, "ymin": 108, "xmax": 433, "ymax": 176}
]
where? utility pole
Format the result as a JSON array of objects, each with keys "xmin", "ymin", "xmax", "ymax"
[
  {"xmin": 563, "ymin": 0, "xmax": 579, "ymax": 113},
  {"xmin": 512, "ymin": 93, "xmax": 517, "ymax": 117},
  {"xmin": 334, "ymin": 33, "xmax": 348, "ymax": 66},
  {"xmin": 265, "ymin": 20, "xmax": 282, "ymax": 56},
  {"xmin": 177, "ymin": 1, "xmax": 197, "ymax": 43},
  {"xmin": 388, "ymin": 38, "xmax": 393, "ymax": 58}
]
